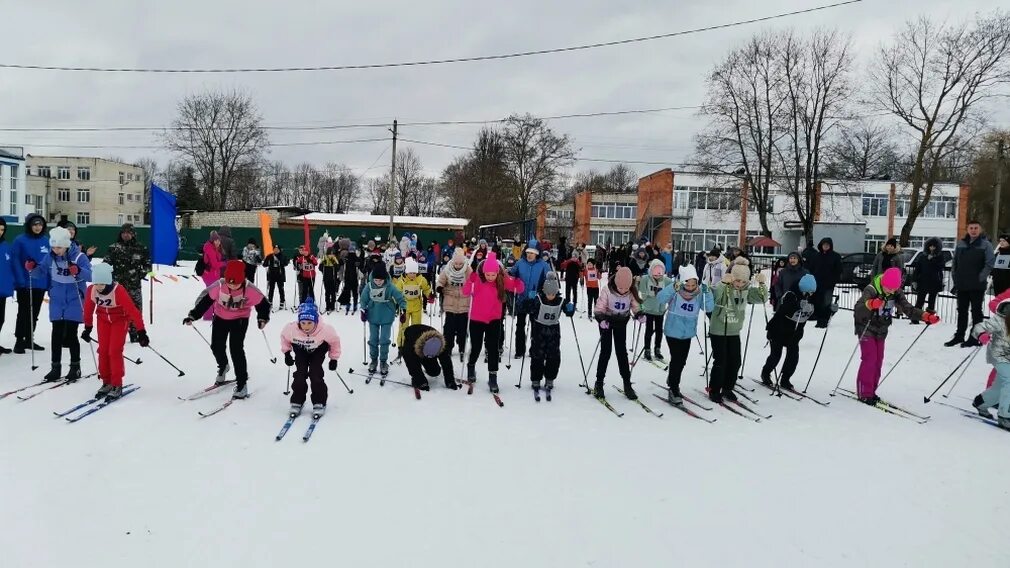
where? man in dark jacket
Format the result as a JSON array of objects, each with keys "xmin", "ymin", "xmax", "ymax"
[
  {"xmin": 910, "ymin": 237, "xmax": 945, "ymax": 322},
  {"xmin": 810, "ymin": 237, "xmax": 842, "ymax": 327},
  {"xmin": 11, "ymin": 214, "xmax": 49, "ymax": 352},
  {"xmin": 217, "ymin": 225, "xmax": 237, "ymax": 261},
  {"xmin": 262, "ymin": 245, "xmax": 288, "ymax": 309},
  {"xmin": 946, "ymin": 221, "xmax": 995, "ymax": 347},
  {"xmin": 772, "ymin": 252, "xmax": 808, "ymax": 309},
  {"xmin": 105, "ymin": 223, "xmax": 151, "ymax": 342},
  {"xmin": 872, "ymin": 237, "xmax": 903, "ymax": 278}
]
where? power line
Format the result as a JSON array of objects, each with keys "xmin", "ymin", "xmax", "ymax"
[
  {"xmin": 0, "ymin": 1, "xmax": 862, "ymax": 74},
  {"xmin": 21, "ymin": 137, "xmax": 389, "ymax": 150}
]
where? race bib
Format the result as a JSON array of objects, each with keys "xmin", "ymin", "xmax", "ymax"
[
  {"xmin": 368, "ymin": 284, "xmax": 388, "ymax": 303},
  {"xmin": 91, "ymin": 286, "xmax": 119, "ymax": 308},
  {"xmin": 670, "ymin": 298, "xmax": 697, "ymax": 317},
  {"xmin": 608, "ymin": 293, "xmax": 631, "ymax": 314},
  {"xmin": 217, "ymin": 289, "xmax": 248, "ymax": 310},
  {"xmin": 535, "ymin": 301, "xmax": 563, "ymax": 326},
  {"xmin": 403, "ymin": 284, "xmax": 421, "ymax": 298}
]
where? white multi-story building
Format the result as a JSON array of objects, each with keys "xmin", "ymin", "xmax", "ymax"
[
  {"xmin": 0, "ymin": 146, "xmax": 28, "ymax": 222},
  {"xmin": 26, "ymin": 155, "xmax": 145, "ymax": 226}
]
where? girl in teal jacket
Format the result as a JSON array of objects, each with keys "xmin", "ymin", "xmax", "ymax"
[
  {"xmin": 639, "ymin": 259, "xmax": 672, "ymax": 361},
  {"xmin": 656, "ymin": 264, "xmax": 713, "ymax": 404},
  {"xmin": 359, "ymin": 263, "xmax": 406, "ymax": 377}
]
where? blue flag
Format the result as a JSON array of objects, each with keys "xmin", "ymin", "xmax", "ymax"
[{"xmin": 151, "ymin": 184, "xmax": 179, "ymax": 265}]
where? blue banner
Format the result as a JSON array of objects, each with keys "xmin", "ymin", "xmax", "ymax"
[{"xmin": 150, "ymin": 184, "xmax": 179, "ymax": 265}]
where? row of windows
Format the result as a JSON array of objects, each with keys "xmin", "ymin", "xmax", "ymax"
[
  {"xmin": 546, "ymin": 209, "xmax": 574, "ymax": 221},
  {"xmin": 34, "ymin": 165, "xmax": 138, "ymax": 184},
  {"xmin": 673, "ymin": 229, "xmax": 762, "ymax": 255},
  {"xmin": 590, "ymin": 230, "xmax": 634, "ymax": 246},
  {"xmin": 591, "ymin": 202, "xmax": 637, "ymax": 220},
  {"xmin": 861, "ymin": 195, "xmax": 957, "ymax": 219},
  {"xmin": 118, "ymin": 214, "xmax": 141, "ymax": 224},
  {"xmin": 674, "ymin": 187, "xmax": 770, "ymax": 213},
  {"xmin": 54, "ymin": 188, "xmax": 142, "ymax": 203},
  {"xmin": 864, "ymin": 235, "xmax": 957, "ymax": 254}
]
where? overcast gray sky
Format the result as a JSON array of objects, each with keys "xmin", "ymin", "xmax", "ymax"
[{"xmin": 2, "ymin": 0, "xmax": 1007, "ymax": 183}]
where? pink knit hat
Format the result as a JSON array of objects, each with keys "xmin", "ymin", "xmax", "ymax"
[
  {"xmin": 614, "ymin": 267, "xmax": 633, "ymax": 292},
  {"xmin": 483, "ymin": 252, "xmax": 499, "ymax": 274},
  {"xmin": 880, "ymin": 267, "xmax": 902, "ymax": 290}
]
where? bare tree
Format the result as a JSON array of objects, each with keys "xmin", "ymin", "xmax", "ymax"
[
  {"xmin": 366, "ymin": 177, "xmax": 389, "ymax": 215},
  {"xmin": 603, "ymin": 163, "xmax": 639, "ymax": 192},
  {"xmin": 133, "ymin": 157, "xmax": 159, "ymax": 224},
  {"xmin": 500, "ymin": 114, "xmax": 575, "ymax": 220},
  {"xmin": 824, "ymin": 119, "xmax": 900, "ymax": 180},
  {"xmin": 390, "ymin": 148, "xmax": 424, "ymax": 216},
  {"xmin": 871, "ymin": 12, "xmax": 1010, "ymax": 245},
  {"xmin": 440, "ymin": 127, "xmax": 512, "ymax": 230},
  {"xmin": 161, "ymin": 89, "xmax": 270, "ymax": 209}
]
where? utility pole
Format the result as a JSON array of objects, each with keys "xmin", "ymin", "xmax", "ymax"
[
  {"xmin": 388, "ymin": 119, "xmax": 398, "ymax": 243},
  {"xmin": 996, "ymin": 137, "xmax": 1006, "ymax": 236}
]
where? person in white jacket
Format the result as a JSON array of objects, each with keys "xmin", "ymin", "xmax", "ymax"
[
  {"xmin": 971, "ymin": 298, "xmax": 1010, "ymax": 430},
  {"xmin": 701, "ymin": 248, "xmax": 728, "ymax": 287}
]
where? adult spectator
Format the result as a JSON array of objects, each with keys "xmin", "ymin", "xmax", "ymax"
[
  {"xmin": 199, "ymin": 231, "xmax": 225, "ymax": 320},
  {"xmin": 909, "ymin": 237, "xmax": 945, "ymax": 324},
  {"xmin": 242, "ymin": 238, "xmax": 262, "ymax": 284},
  {"xmin": 105, "ymin": 223, "xmax": 151, "ymax": 342},
  {"xmin": 510, "ymin": 237, "xmax": 550, "ymax": 358},
  {"xmin": 11, "ymin": 214, "xmax": 49, "ymax": 353},
  {"xmin": 811, "ymin": 238, "xmax": 842, "ymax": 328},
  {"xmin": 0, "ymin": 219, "xmax": 14, "ymax": 354},
  {"xmin": 872, "ymin": 238, "xmax": 902, "ymax": 277},
  {"xmin": 992, "ymin": 234, "xmax": 1010, "ymax": 297},
  {"xmin": 801, "ymin": 241, "xmax": 818, "ymax": 269},
  {"xmin": 59, "ymin": 220, "xmax": 97, "ymax": 258},
  {"xmin": 946, "ymin": 220, "xmax": 995, "ymax": 347},
  {"xmin": 217, "ymin": 225, "xmax": 237, "ymax": 260},
  {"xmin": 772, "ymin": 252, "xmax": 808, "ymax": 309}
]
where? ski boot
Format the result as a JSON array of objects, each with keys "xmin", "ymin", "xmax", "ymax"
[
  {"xmin": 622, "ymin": 378, "xmax": 638, "ymax": 400},
  {"xmin": 368, "ymin": 359, "xmax": 378, "ymax": 375},
  {"xmin": 279, "ymin": 302, "xmax": 286, "ymax": 311},
  {"xmin": 642, "ymin": 348, "xmax": 652, "ymax": 361},
  {"xmin": 962, "ymin": 336, "xmax": 981, "ymax": 348},
  {"xmin": 723, "ymin": 389, "xmax": 739, "ymax": 403},
  {"xmin": 654, "ymin": 348, "xmax": 664, "ymax": 362},
  {"xmin": 344, "ymin": 305, "xmax": 350, "ymax": 316},
  {"xmin": 944, "ymin": 335, "xmax": 964, "ymax": 347},
  {"xmin": 709, "ymin": 389, "xmax": 723, "ymax": 404},
  {"xmin": 289, "ymin": 403, "xmax": 303, "ymax": 417},
  {"xmin": 12, "ymin": 340, "xmax": 26, "ymax": 354},
  {"xmin": 95, "ymin": 383, "xmax": 114, "ymax": 399},
  {"xmin": 488, "ymin": 372, "xmax": 499, "ymax": 393},
  {"xmin": 779, "ymin": 377, "xmax": 795, "ymax": 391},
  {"xmin": 232, "ymin": 383, "xmax": 249, "ymax": 399},
  {"xmin": 64, "ymin": 361, "xmax": 82, "ymax": 383},
  {"xmin": 0, "ymin": 345, "xmax": 12, "ymax": 354},
  {"xmin": 415, "ymin": 381, "xmax": 430, "ymax": 391},
  {"xmin": 312, "ymin": 404, "xmax": 326, "ymax": 418},
  {"xmin": 531, "ymin": 379, "xmax": 541, "ymax": 393},
  {"xmin": 31, "ymin": 342, "xmax": 45, "ymax": 351},
  {"xmin": 973, "ymin": 395, "xmax": 991, "ymax": 418},
  {"xmin": 466, "ymin": 365, "xmax": 477, "ymax": 383},
  {"xmin": 545, "ymin": 379, "xmax": 554, "ymax": 391},
  {"xmin": 667, "ymin": 385, "xmax": 683, "ymax": 405},
  {"xmin": 105, "ymin": 386, "xmax": 123, "ymax": 401},
  {"xmin": 513, "ymin": 351, "xmax": 523, "ymax": 360},
  {"xmin": 380, "ymin": 360, "xmax": 389, "ymax": 377},
  {"xmin": 760, "ymin": 374, "xmax": 773, "ymax": 387},
  {"xmin": 858, "ymin": 395, "xmax": 880, "ymax": 406},
  {"xmin": 593, "ymin": 378, "xmax": 606, "ymax": 399},
  {"xmin": 214, "ymin": 364, "xmax": 230, "ymax": 386},
  {"xmin": 43, "ymin": 364, "xmax": 62, "ymax": 383},
  {"xmin": 444, "ymin": 378, "xmax": 459, "ymax": 390}
]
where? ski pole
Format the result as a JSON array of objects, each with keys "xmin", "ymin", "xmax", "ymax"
[
  {"xmin": 582, "ymin": 336, "xmax": 603, "ymax": 389},
  {"xmin": 283, "ymin": 368, "xmax": 291, "ymax": 395},
  {"xmin": 261, "ymin": 329, "xmax": 277, "ymax": 364},
  {"xmin": 333, "ymin": 369, "xmax": 354, "ymax": 394},
  {"xmin": 87, "ymin": 336, "xmax": 100, "ymax": 379},
  {"xmin": 506, "ymin": 294, "xmax": 517, "ymax": 365},
  {"xmin": 93, "ymin": 342, "xmax": 142, "ymax": 366},
  {"xmin": 27, "ymin": 285, "xmax": 38, "ymax": 371},
  {"xmin": 738, "ymin": 303, "xmax": 756, "ymax": 381},
  {"xmin": 831, "ymin": 320, "xmax": 872, "ymax": 396},
  {"xmin": 515, "ymin": 350, "xmax": 527, "ymax": 389},
  {"xmin": 145, "ymin": 345, "xmax": 186, "ymax": 377},
  {"xmin": 924, "ymin": 347, "xmax": 979, "ymax": 403},
  {"xmin": 569, "ymin": 318, "xmax": 588, "ymax": 381},
  {"xmin": 944, "ymin": 342, "xmax": 985, "ymax": 397},
  {"xmin": 695, "ymin": 333, "xmax": 705, "ymax": 355},
  {"xmin": 803, "ymin": 323, "xmax": 831, "ymax": 394},
  {"xmin": 877, "ymin": 325, "xmax": 930, "ymax": 388},
  {"xmin": 191, "ymin": 325, "xmax": 212, "ymax": 348},
  {"xmin": 702, "ymin": 316, "xmax": 710, "ymax": 387},
  {"xmin": 361, "ymin": 320, "xmax": 368, "ymax": 366}
]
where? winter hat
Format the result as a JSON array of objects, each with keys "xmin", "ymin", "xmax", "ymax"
[
  {"xmin": 92, "ymin": 263, "xmax": 114, "ymax": 285},
  {"xmin": 452, "ymin": 248, "xmax": 466, "ymax": 265},
  {"xmin": 707, "ymin": 248, "xmax": 721, "ymax": 259},
  {"xmin": 415, "ymin": 329, "xmax": 445, "ymax": 359},
  {"xmin": 526, "ymin": 237, "xmax": 539, "ymax": 255},
  {"xmin": 49, "ymin": 226, "xmax": 71, "ymax": 248},
  {"xmin": 730, "ymin": 256, "xmax": 751, "ymax": 282},
  {"xmin": 678, "ymin": 264, "xmax": 699, "ymax": 283},
  {"xmin": 372, "ymin": 262, "xmax": 389, "ymax": 281},
  {"xmin": 120, "ymin": 223, "xmax": 136, "ymax": 235},
  {"xmin": 787, "ymin": 252, "xmax": 801, "ymax": 263},
  {"xmin": 209, "ymin": 230, "xmax": 219, "ymax": 241},
  {"xmin": 224, "ymin": 260, "xmax": 246, "ymax": 285},
  {"xmin": 483, "ymin": 252, "xmax": 499, "ymax": 274},
  {"xmin": 649, "ymin": 259, "xmax": 665, "ymax": 277},
  {"xmin": 885, "ymin": 237, "xmax": 898, "ymax": 248},
  {"xmin": 798, "ymin": 274, "xmax": 817, "ymax": 294},
  {"xmin": 880, "ymin": 267, "xmax": 902, "ymax": 290},
  {"xmin": 297, "ymin": 298, "xmax": 319, "ymax": 324},
  {"xmin": 614, "ymin": 267, "xmax": 633, "ymax": 292},
  {"xmin": 405, "ymin": 258, "xmax": 419, "ymax": 274},
  {"xmin": 996, "ymin": 299, "xmax": 1010, "ymax": 317},
  {"xmin": 543, "ymin": 272, "xmax": 560, "ymax": 296},
  {"xmin": 479, "ymin": 239, "xmax": 488, "ymax": 247}
]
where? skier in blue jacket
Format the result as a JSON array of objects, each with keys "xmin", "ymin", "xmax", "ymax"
[
  {"xmin": 359, "ymin": 262, "xmax": 407, "ymax": 377},
  {"xmin": 33, "ymin": 226, "xmax": 92, "ymax": 381},
  {"xmin": 11, "ymin": 213, "xmax": 49, "ymax": 353},
  {"xmin": 0, "ymin": 218, "xmax": 15, "ymax": 354},
  {"xmin": 656, "ymin": 264, "xmax": 714, "ymax": 404},
  {"xmin": 508, "ymin": 236, "xmax": 550, "ymax": 358}
]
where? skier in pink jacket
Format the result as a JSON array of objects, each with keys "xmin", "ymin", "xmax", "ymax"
[
  {"xmin": 462, "ymin": 251, "xmax": 524, "ymax": 392},
  {"xmin": 280, "ymin": 298, "xmax": 341, "ymax": 416}
]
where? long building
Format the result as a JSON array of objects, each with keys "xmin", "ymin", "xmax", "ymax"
[
  {"xmin": 26, "ymin": 155, "xmax": 146, "ymax": 226},
  {"xmin": 0, "ymin": 146, "xmax": 28, "ymax": 222}
]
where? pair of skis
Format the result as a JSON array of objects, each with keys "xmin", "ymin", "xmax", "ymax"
[
  {"xmin": 934, "ymin": 401, "xmax": 1008, "ymax": 431},
  {"xmin": 176, "ymin": 380, "xmax": 245, "ymax": 417},
  {"xmin": 350, "ymin": 369, "xmax": 422, "ymax": 400},
  {"xmin": 834, "ymin": 388, "xmax": 930, "ymax": 424},
  {"xmin": 650, "ymin": 382, "xmax": 716, "ymax": 423},
  {"xmin": 695, "ymin": 389, "xmax": 771, "ymax": 422},
  {"xmin": 750, "ymin": 379, "xmax": 831, "ymax": 406},
  {"xmin": 611, "ymin": 386, "xmax": 663, "ymax": 418},
  {"xmin": 276, "ymin": 410, "xmax": 323, "ymax": 442},
  {"xmin": 54, "ymin": 384, "xmax": 141, "ymax": 423}
]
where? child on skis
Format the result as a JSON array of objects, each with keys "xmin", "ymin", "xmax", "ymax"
[
  {"xmin": 400, "ymin": 324, "xmax": 458, "ymax": 390},
  {"xmin": 390, "ymin": 252, "xmax": 407, "ymax": 280},
  {"xmin": 359, "ymin": 263, "xmax": 407, "ymax": 377},
  {"xmin": 708, "ymin": 257, "xmax": 767, "ymax": 404},
  {"xmin": 656, "ymin": 265, "xmax": 714, "ymax": 404},
  {"xmin": 33, "ymin": 226, "xmax": 93, "ymax": 382},
  {"xmin": 528, "ymin": 272, "xmax": 574, "ymax": 396},
  {"xmin": 436, "ymin": 248, "xmax": 472, "ymax": 359},
  {"xmin": 559, "ymin": 252, "xmax": 583, "ymax": 311},
  {"xmin": 852, "ymin": 267, "xmax": 937, "ymax": 404},
  {"xmin": 760, "ymin": 273, "xmax": 817, "ymax": 391},
  {"xmin": 81, "ymin": 263, "xmax": 148, "ymax": 400},
  {"xmin": 395, "ymin": 258, "xmax": 432, "ymax": 346},
  {"xmin": 639, "ymin": 259, "xmax": 673, "ymax": 361},
  {"xmin": 593, "ymin": 266, "xmax": 642, "ymax": 400},
  {"xmin": 262, "ymin": 245, "xmax": 289, "ymax": 310},
  {"xmin": 971, "ymin": 298, "xmax": 1010, "ymax": 429},
  {"xmin": 462, "ymin": 251, "xmax": 524, "ymax": 393},
  {"xmin": 280, "ymin": 298, "xmax": 341, "ymax": 417},
  {"xmin": 583, "ymin": 259, "xmax": 600, "ymax": 318},
  {"xmin": 184, "ymin": 260, "xmax": 271, "ymax": 399},
  {"xmin": 293, "ymin": 245, "xmax": 318, "ymax": 304},
  {"xmin": 320, "ymin": 247, "xmax": 341, "ymax": 313}
]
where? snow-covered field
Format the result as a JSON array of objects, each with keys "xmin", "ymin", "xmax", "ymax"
[{"xmin": 1, "ymin": 263, "xmax": 1007, "ymax": 567}]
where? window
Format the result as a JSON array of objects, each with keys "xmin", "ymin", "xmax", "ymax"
[
  {"xmin": 673, "ymin": 185, "xmax": 767, "ymax": 213},
  {"xmin": 58, "ymin": 188, "xmax": 70, "ymax": 202},
  {"xmin": 76, "ymin": 212, "xmax": 90, "ymax": 225},
  {"xmin": 34, "ymin": 195, "xmax": 42, "ymax": 210},
  {"xmin": 118, "ymin": 192, "xmax": 125, "ymax": 205},
  {"xmin": 57, "ymin": 166, "xmax": 70, "ymax": 180},
  {"xmin": 590, "ymin": 201, "xmax": 637, "ymax": 220},
  {"xmin": 9, "ymin": 191, "xmax": 16, "ymax": 209},
  {"xmin": 673, "ymin": 229, "xmax": 762, "ymax": 254},
  {"xmin": 119, "ymin": 171, "xmax": 125, "ymax": 184},
  {"xmin": 24, "ymin": 194, "xmax": 32, "ymax": 205},
  {"xmin": 127, "ymin": 193, "xmax": 133, "ymax": 202},
  {"xmin": 921, "ymin": 196, "xmax": 957, "ymax": 219},
  {"xmin": 127, "ymin": 172, "xmax": 134, "ymax": 181},
  {"xmin": 77, "ymin": 188, "xmax": 90, "ymax": 203},
  {"xmin": 8, "ymin": 203, "xmax": 15, "ymax": 216},
  {"xmin": 77, "ymin": 167, "xmax": 90, "ymax": 181},
  {"xmin": 10, "ymin": 165, "xmax": 17, "ymax": 189},
  {"xmin": 861, "ymin": 195, "xmax": 889, "ymax": 217},
  {"xmin": 589, "ymin": 230, "xmax": 634, "ymax": 246},
  {"xmin": 37, "ymin": 166, "xmax": 51, "ymax": 178},
  {"xmin": 118, "ymin": 214, "xmax": 124, "ymax": 225}
]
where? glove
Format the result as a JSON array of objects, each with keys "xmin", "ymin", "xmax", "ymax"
[
  {"xmin": 136, "ymin": 330, "xmax": 150, "ymax": 347},
  {"xmin": 24, "ymin": 260, "xmax": 36, "ymax": 272},
  {"xmin": 754, "ymin": 273, "xmax": 767, "ymax": 285},
  {"xmin": 360, "ymin": 309, "xmax": 368, "ymax": 323},
  {"xmin": 68, "ymin": 264, "xmax": 80, "ymax": 277},
  {"xmin": 399, "ymin": 312, "xmax": 407, "ymax": 324},
  {"xmin": 636, "ymin": 313, "xmax": 647, "ymax": 325},
  {"xmin": 328, "ymin": 359, "xmax": 338, "ymax": 371},
  {"xmin": 436, "ymin": 286, "xmax": 443, "ymax": 295},
  {"xmin": 284, "ymin": 351, "xmax": 295, "ymax": 366},
  {"xmin": 599, "ymin": 319, "xmax": 610, "ymax": 330},
  {"xmin": 979, "ymin": 332, "xmax": 991, "ymax": 345},
  {"xmin": 867, "ymin": 298, "xmax": 884, "ymax": 310},
  {"xmin": 563, "ymin": 302, "xmax": 575, "ymax": 317},
  {"xmin": 258, "ymin": 319, "xmax": 268, "ymax": 329},
  {"xmin": 427, "ymin": 294, "xmax": 436, "ymax": 304},
  {"xmin": 721, "ymin": 273, "xmax": 734, "ymax": 285},
  {"xmin": 183, "ymin": 317, "xmax": 194, "ymax": 326},
  {"xmin": 921, "ymin": 312, "xmax": 940, "ymax": 325},
  {"xmin": 80, "ymin": 327, "xmax": 93, "ymax": 343}
]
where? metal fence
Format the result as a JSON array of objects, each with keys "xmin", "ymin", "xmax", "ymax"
[{"xmin": 833, "ymin": 283, "xmax": 995, "ymax": 322}]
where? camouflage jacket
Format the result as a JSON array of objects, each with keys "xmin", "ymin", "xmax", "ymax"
[{"xmin": 106, "ymin": 239, "xmax": 151, "ymax": 288}]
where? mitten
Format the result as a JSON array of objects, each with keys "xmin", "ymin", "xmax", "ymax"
[
  {"xmin": 136, "ymin": 330, "xmax": 150, "ymax": 347},
  {"xmin": 80, "ymin": 327, "xmax": 93, "ymax": 343},
  {"xmin": 258, "ymin": 319, "xmax": 268, "ymax": 329},
  {"xmin": 24, "ymin": 260, "xmax": 36, "ymax": 272},
  {"xmin": 68, "ymin": 264, "xmax": 80, "ymax": 277},
  {"xmin": 399, "ymin": 312, "xmax": 407, "ymax": 324},
  {"xmin": 599, "ymin": 319, "xmax": 610, "ymax": 330},
  {"xmin": 328, "ymin": 359, "xmax": 338, "ymax": 371},
  {"xmin": 563, "ymin": 302, "xmax": 575, "ymax": 318},
  {"xmin": 284, "ymin": 352, "xmax": 295, "ymax": 366},
  {"xmin": 360, "ymin": 309, "xmax": 368, "ymax": 323},
  {"xmin": 921, "ymin": 312, "xmax": 940, "ymax": 325},
  {"xmin": 979, "ymin": 332, "xmax": 991, "ymax": 345},
  {"xmin": 867, "ymin": 298, "xmax": 884, "ymax": 310},
  {"xmin": 183, "ymin": 317, "xmax": 194, "ymax": 326}
]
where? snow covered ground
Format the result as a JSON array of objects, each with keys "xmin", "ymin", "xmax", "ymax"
[{"xmin": 1, "ymin": 263, "xmax": 1007, "ymax": 567}]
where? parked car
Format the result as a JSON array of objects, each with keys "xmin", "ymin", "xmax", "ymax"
[{"xmin": 840, "ymin": 252, "xmax": 877, "ymax": 289}]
